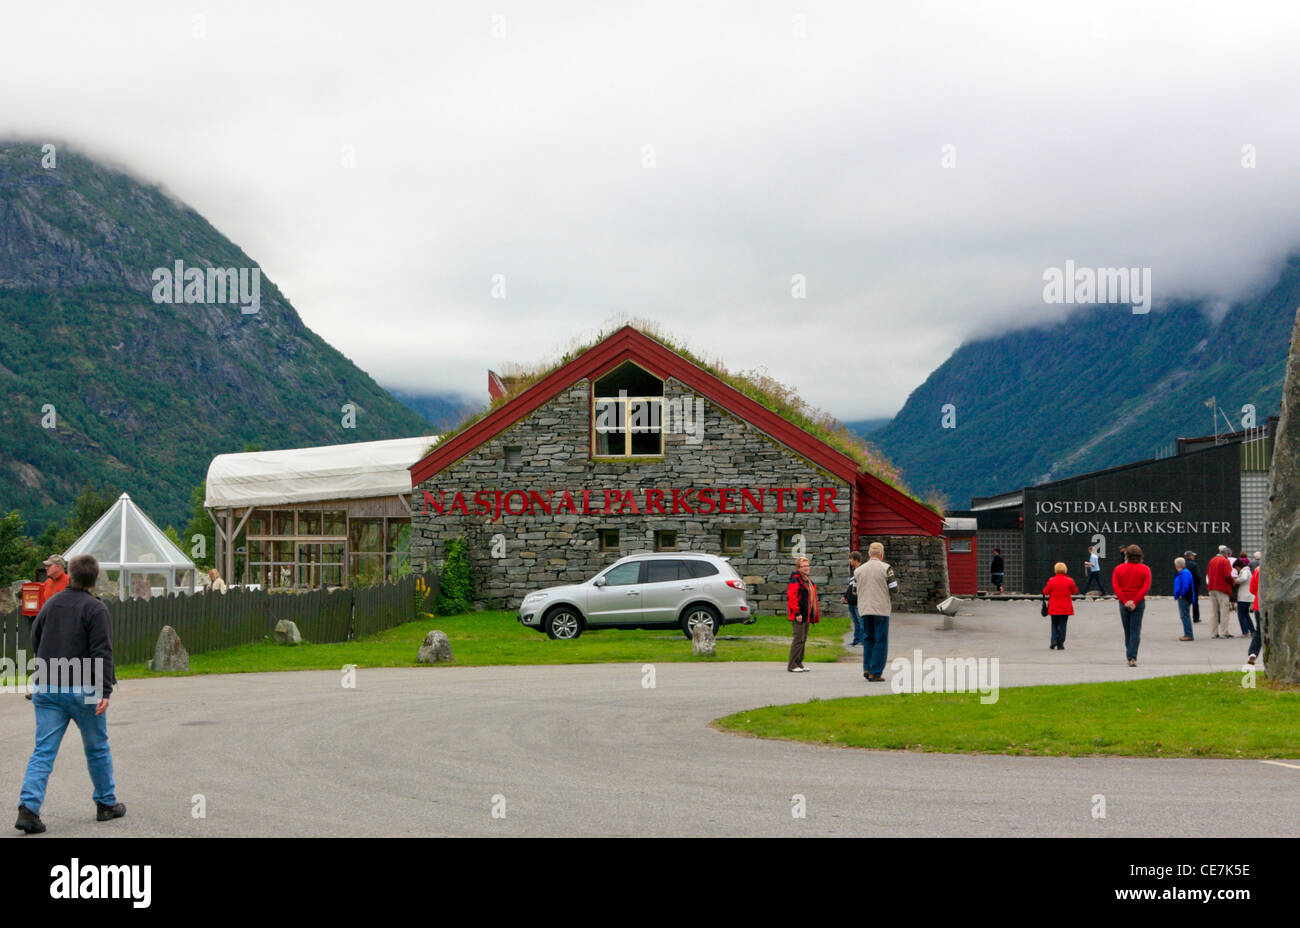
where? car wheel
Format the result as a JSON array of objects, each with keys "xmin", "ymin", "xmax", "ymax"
[
  {"xmin": 544, "ymin": 606, "xmax": 584, "ymax": 640},
  {"xmin": 680, "ymin": 605, "xmax": 721, "ymax": 639}
]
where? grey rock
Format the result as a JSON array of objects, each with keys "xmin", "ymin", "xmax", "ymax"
[
  {"xmin": 1264, "ymin": 305, "xmax": 1300, "ymax": 682},
  {"xmin": 150, "ymin": 625, "xmax": 189, "ymax": 672},
  {"xmin": 273, "ymin": 619, "xmax": 302, "ymax": 645},
  {"xmin": 691, "ymin": 623, "xmax": 716, "ymax": 656},
  {"xmin": 417, "ymin": 630, "xmax": 454, "ymax": 664}
]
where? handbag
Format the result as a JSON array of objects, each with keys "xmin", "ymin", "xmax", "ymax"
[{"xmin": 1040, "ymin": 595, "xmax": 1049, "ymax": 617}]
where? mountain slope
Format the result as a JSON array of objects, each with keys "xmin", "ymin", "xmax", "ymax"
[
  {"xmin": 0, "ymin": 141, "xmax": 433, "ymax": 533},
  {"xmin": 869, "ymin": 256, "xmax": 1300, "ymax": 506}
]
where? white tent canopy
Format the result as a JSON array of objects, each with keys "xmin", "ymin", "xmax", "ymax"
[
  {"xmin": 63, "ymin": 493, "xmax": 198, "ymax": 599},
  {"xmin": 204, "ymin": 435, "xmax": 440, "ymax": 509}
]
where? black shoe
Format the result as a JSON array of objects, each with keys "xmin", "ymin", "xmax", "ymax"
[
  {"xmin": 15, "ymin": 805, "xmax": 45, "ymax": 834},
  {"xmin": 1193, "ymin": 618, "xmax": 1201, "ymax": 623},
  {"xmin": 96, "ymin": 802, "xmax": 126, "ymax": 822}
]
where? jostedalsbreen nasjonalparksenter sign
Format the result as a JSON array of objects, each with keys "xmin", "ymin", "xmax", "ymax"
[{"xmin": 421, "ymin": 487, "xmax": 842, "ymax": 522}]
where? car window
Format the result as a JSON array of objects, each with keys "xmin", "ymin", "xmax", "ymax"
[
  {"xmin": 643, "ymin": 559, "xmax": 685, "ymax": 583},
  {"xmin": 600, "ymin": 562, "xmax": 642, "ymax": 586},
  {"xmin": 684, "ymin": 559, "xmax": 718, "ymax": 578}
]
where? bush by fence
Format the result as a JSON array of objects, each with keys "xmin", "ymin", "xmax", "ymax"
[{"xmin": 0, "ymin": 569, "xmax": 439, "ymax": 668}]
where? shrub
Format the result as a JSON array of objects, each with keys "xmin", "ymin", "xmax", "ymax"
[{"xmin": 436, "ymin": 537, "xmax": 475, "ymax": 615}]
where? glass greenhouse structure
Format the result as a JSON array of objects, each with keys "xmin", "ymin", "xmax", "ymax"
[{"xmin": 63, "ymin": 493, "xmax": 198, "ymax": 599}]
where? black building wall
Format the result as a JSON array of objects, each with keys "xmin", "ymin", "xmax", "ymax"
[{"xmin": 1022, "ymin": 443, "xmax": 1240, "ymax": 595}]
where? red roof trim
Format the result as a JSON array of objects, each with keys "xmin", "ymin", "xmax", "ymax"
[{"xmin": 409, "ymin": 327, "xmax": 937, "ymax": 532}]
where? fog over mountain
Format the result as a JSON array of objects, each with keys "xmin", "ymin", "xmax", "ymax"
[{"xmin": 2, "ymin": 1, "xmax": 1298, "ymax": 420}]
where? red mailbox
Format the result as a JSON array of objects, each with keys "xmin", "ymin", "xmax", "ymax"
[{"xmin": 20, "ymin": 582, "xmax": 43, "ymax": 617}]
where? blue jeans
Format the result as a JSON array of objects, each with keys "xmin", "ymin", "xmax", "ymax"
[
  {"xmin": 848, "ymin": 603, "xmax": 864, "ymax": 644},
  {"xmin": 862, "ymin": 614, "xmax": 889, "ymax": 677},
  {"xmin": 20, "ymin": 688, "xmax": 116, "ymax": 814},
  {"xmin": 1249, "ymin": 610, "xmax": 1261, "ymax": 657},
  {"xmin": 1176, "ymin": 598, "xmax": 1194, "ymax": 638},
  {"xmin": 1119, "ymin": 602, "xmax": 1145, "ymax": 661},
  {"xmin": 1236, "ymin": 602, "xmax": 1254, "ymax": 636}
]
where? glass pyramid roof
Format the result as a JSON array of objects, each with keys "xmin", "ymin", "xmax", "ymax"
[{"xmin": 63, "ymin": 493, "xmax": 196, "ymax": 569}]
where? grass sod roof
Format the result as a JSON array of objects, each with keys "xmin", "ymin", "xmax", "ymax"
[{"xmin": 426, "ymin": 319, "xmax": 938, "ymax": 513}]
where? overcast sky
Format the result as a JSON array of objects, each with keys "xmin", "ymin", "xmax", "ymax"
[{"xmin": 3, "ymin": 1, "xmax": 1299, "ymax": 419}]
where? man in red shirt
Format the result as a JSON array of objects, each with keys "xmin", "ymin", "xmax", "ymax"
[
  {"xmin": 41, "ymin": 555, "xmax": 70, "ymax": 602},
  {"xmin": 1112, "ymin": 544, "xmax": 1152, "ymax": 667},
  {"xmin": 1205, "ymin": 545, "xmax": 1235, "ymax": 639}
]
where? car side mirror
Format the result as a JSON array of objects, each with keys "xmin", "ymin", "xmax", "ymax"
[{"xmin": 593, "ymin": 576, "xmax": 606, "ymax": 587}]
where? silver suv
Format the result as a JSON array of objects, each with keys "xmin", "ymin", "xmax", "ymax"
[{"xmin": 517, "ymin": 552, "xmax": 754, "ymax": 640}]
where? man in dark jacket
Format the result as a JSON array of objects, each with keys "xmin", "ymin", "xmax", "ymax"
[
  {"xmin": 989, "ymin": 549, "xmax": 1004, "ymax": 593},
  {"xmin": 1184, "ymin": 551, "xmax": 1202, "ymax": 623},
  {"xmin": 15, "ymin": 554, "xmax": 125, "ymax": 834}
]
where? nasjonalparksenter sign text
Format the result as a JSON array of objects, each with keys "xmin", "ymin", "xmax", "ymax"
[{"xmin": 421, "ymin": 487, "xmax": 841, "ymax": 521}]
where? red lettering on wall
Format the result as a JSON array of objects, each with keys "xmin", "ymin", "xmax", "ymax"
[
  {"xmin": 581, "ymin": 490, "xmax": 595, "ymax": 515},
  {"xmin": 719, "ymin": 489, "xmax": 737, "ymax": 514},
  {"xmin": 450, "ymin": 491, "xmax": 471, "ymax": 515},
  {"xmin": 422, "ymin": 490, "xmax": 445, "ymax": 515},
  {"xmin": 697, "ymin": 488, "xmax": 717, "ymax": 515},
  {"xmin": 504, "ymin": 490, "xmax": 531, "ymax": 516},
  {"xmin": 740, "ymin": 488, "xmax": 762, "ymax": 513},
  {"xmin": 796, "ymin": 488, "xmax": 814, "ymax": 512},
  {"xmin": 772, "ymin": 488, "xmax": 791, "ymax": 512},
  {"xmin": 473, "ymin": 490, "xmax": 491, "ymax": 516},
  {"xmin": 528, "ymin": 490, "xmax": 553, "ymax": 515},
  {"xmin": 557, "ymin": 490, "xmax": 577, "ymax": 514},
  {"xmin": 671, "ymin": 488, "xmax": 695, "ymax": 514},
  {"xmin": 602, "ymin": 489, "xmax": 620, "ymax": 514},
  {"xmin": 817, "ymin": 488, "xmax": 839, "ymax": 513},
  {"xmin": 645, "ymin": 489, "xmax": 667, "ymax": 514},
  {"xmin": 617, "ymin": 490, "xmax": 641, "ymax": 514}
]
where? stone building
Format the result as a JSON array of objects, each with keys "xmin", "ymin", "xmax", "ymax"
[{"xmin": 409, "ymin": 326, "xmax": 946, "ymax": 615}]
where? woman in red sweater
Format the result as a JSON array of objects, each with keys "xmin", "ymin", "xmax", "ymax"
[
  {"xmin": 1042, "ymin": 562, "xmax": 1077, "ymax": 650},
  {"xmin": 1112, "ymin": 544, "xmax": 1153, "ymax": 666}
]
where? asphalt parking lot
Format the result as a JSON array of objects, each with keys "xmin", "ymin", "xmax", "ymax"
[{"xmin": 3, "ymin": 597, "xmax": 1295, "ymax": 837}]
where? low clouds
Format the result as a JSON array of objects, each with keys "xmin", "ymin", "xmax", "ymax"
[{"xmin": 2, "ymin": 0, "xmax": 1297, "ymax": 418}]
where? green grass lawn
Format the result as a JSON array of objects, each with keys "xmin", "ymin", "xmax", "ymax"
[
  {"xmin": 715, "ymin": 673, "xmax": 1300, "ymax": 759},
  {"xmin": 117, "ymin": 612, "xmax": 848, "ymax": 678}
]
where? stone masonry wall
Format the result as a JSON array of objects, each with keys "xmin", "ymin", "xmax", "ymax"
[
  {"xmin": 411, "ymin": 377, "xmax": 854, "ymax": 616},
  {"xmin": 857, "ymin": 534, "xmax": 950, "ymax": 612}
]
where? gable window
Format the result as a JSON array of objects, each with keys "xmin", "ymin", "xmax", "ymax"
[
  {"xmin": 599, "ymin": 529, "xmax": 620, "ymax": 552},
  {"xmin": 655, "ymin": 530, "xmax": 678, "ymax": 552},
  {"xmin": 593, "ymin": 362, "xmax": 664, "ymax": 457},
  {"xmin": 720, "ymin": 529, "xmax": 744, "ymax": 554},
  {"xmin": 505, "ymin": 446, "xmax": 523, "ymax": 468},
  {"xmin": 778, "ymin": 529, "xmax": 804, "ymax": 556}
]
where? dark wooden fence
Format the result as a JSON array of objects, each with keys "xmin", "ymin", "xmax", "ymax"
[{"xmin": 0, "ymin": 569, "xmax": 439, "ymax": 669}]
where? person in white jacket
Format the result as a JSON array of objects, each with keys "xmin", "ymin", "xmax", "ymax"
[{"xmin": 1233, "ymin": 552, "xmax": 1254, "ymax": 637}]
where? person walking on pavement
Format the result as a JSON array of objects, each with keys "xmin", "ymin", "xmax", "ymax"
[
  {"xmin": 15, "ymin": 554, "xmax": 125, "ymax": 834},
  {"xmin": 1112, "ymin": 544, "xmax": 1152, "ymax": 667},
  {"xmin": 1248, "ymin": 553, "xmax": 1263, "ymax": 665},
  {"xmin": 1042, "ymin": 562, "xmax": 1077, "ymax": 649},
  {"xmin": 1233, "ymin": 552, "xmax": 1254, "ymax": 637},
  {"xmin": 841, "ymin": 551, "xmax": 864, "ymax": 646},
  {"xmin": 1081, "ymin": 545, "xmax": 1106, "ymax": 598},
  {"xmin": 989, "ymin": 548, "xmax": 1004, "ymax": 594},
  {"xmin": 786, "ymin": 556, "xmax": 819, "ymax": 673},
  {"xmin": 1183, "ymin": 551, "xmax": 1203, "ymax": 623},
  {"xmin": 855, "ymin": 542, "xmax": 898, "ymax": 682},
  {"xmin": 1173, "ymin": 556, "xmax": 1196, "ymax": 640},
  {"xmin": 1206, "ymin": 545, "xmax": 1235, "ymax": 638}
]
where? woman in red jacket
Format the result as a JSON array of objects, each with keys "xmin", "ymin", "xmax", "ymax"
[
  {"xmin": 1111, "ymin": 544, "xmax": 1153, "ymax": 667},
  {"xmin": 1042, "ymin": 562, "xmax": 1078, "ymax": 650},
  {"xmin": 786, "ymin": 556, "xmax": 819, "ymax": 673}
]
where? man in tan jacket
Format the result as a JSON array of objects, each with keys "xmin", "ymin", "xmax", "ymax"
[{"xmin": 854, "ymin": 542, "xmax": 897, "ymax": 682}]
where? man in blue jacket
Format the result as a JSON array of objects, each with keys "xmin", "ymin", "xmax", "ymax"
[
  {"xmin": 1173, "ymin": 556, "xmax": 1196, "ymax": 641},
  {"xmin": 15, "ymin": 554, "xmax": 125, "ymax": 834}
]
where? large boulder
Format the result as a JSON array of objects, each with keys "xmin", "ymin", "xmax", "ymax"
[
  {"xmin": 1265, "ymin": 305, "xmax": 1300, "ymax": 682},
  {"xmin": 691, "ymin": 622, "xmax": 716, "ymax": 657},
  {"xmin": 147, "ymin": 625, "xmax": 189, "ymax": 672},
  {"xmin": 417, "ymin": 630, "xmax": 453, "ymax": 664},
  {"xmin": 273, "ymin": 619, "xmax": 302, "ymax": 645}
]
